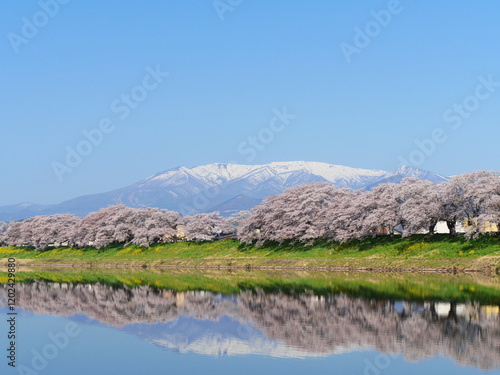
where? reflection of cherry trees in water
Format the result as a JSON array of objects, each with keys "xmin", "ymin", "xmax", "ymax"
[
  {"xmin": 0, "ymin": 281, "xmax": 498, "ymax": 368},
  {"xmin": 237, "ymin": 291, "xmax": 500, "ymax": 369},
  {"xmin": 0, "ymin": 281, "xmax": 237, "ymax": 326}
]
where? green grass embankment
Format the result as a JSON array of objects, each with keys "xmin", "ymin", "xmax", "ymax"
[
  {"xmin": 1, "ymin": 268, "xmax": 499, "ymax": 304},
  {"xmin": 0, "ymin": 235, "xmax": 499, "ymax": 273}
]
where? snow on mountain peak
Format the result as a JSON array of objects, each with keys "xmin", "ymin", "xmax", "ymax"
[
  {"xmin": 390, "ymin": 164, "xmax": 449, "ymax": 182},
  {"xmin": 0, "ymin": 161, "xmax": 449, "ymax": 220},
  {"xmin": 394, "ymin": 165, "xmax": 426, "ymax": 175},
  {"xmin": 148, "ymin": 161, "xmax": 387, "ymax": 187}
]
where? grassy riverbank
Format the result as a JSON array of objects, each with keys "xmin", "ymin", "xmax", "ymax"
[
  {"xmin": 1, "ymin": 268, "xmax": 500, "ymax": 304},
  {"xmin": 1, "ymin": 235, "xmax": 499, "ymax": 273}
]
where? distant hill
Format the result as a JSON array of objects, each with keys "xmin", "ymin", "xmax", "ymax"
[{"xmin": 0, "ymin": 162, "xmax": 448, "ymax": 220}]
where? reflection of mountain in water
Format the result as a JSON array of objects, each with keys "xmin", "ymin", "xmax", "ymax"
[
  {"xmin": 127, "ymin": 316, "xmax": 339, "ymax": 358},
  {"xmin": 1, "ymin": 282, "xmax": 499, "ymax": 368}
]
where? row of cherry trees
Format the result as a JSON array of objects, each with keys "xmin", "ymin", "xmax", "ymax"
[
  {"xmin": 0, "ymin": 206, "xmax": 236, "ymax": 249},
  {"xmin": 0, "ymin": 171, "xmax": 498, "ymax": 249},
  {"xmin": 238, "ymin": 171, "xmax": 500, "ymax": 244}
]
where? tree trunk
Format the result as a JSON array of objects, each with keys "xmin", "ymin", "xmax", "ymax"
[
  {"xmin": 448, "ymin": 302, "xmax": 458, "ymax": 323},
  {"xmin": 428, "ymin": 221, "xmax": 437, "ymax": 236},
  {"xmin": 429, "ymin": 302, "xmax": 437, "ymax": 320},
  {"xmin": 424, "ymin": 221, "xmax": 436, "ymax": 240},
  {"xmin": 446, "ymin": 220, "xmax": 456, "ymax": 237}
]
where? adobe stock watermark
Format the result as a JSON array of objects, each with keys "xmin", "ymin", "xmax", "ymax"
[
  {"xmin": 16, "ymin": 322, "xmax": 81, "ymax": 375},
  {"xmin": 7, "ymin": 0, "xmax": 72, "ymax": 54},
  {"xmin": 213, "ymin": 0, "xmax": 244, "ymax": 21},
  {"xmin": 340, "ymin": 0, "xmax": 410, "ymax": 64},
  {"xmin": 399, "ymin": 74, "xmax": 499, "ymax": 167},
  {"xmin": 237, "ymin": 107, "xmax": 296, "ymax": 162},
  {"xmin": 183, "ymin": 106, "xmax": 296, "ymax": 213},
  {"xmin": 51, "ymin": 65, "xmax": 169, "ymax": 182}
]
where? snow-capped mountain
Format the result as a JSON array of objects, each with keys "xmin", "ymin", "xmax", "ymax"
[
  {"xmin": 364, "ymin": 165, "xmax": 448, "ymax": 189},
  {"xmin": 0, "ymin": 162, "xmax": 448, "ymax": 220}
]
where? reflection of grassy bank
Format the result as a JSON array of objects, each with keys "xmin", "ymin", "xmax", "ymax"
[
  {"xmin": 0, "ymin": 235, "xmax": 499, "ymax": 273},
  {"xmin": 2, "ymin": 268, "xmax": 499, "ymax": 304}
]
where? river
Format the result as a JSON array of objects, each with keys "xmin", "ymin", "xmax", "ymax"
[{"xmin": 0, "ymin": 270, "xmax": 499, "ymax": 374}]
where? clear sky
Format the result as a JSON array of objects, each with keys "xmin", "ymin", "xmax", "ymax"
[{"xmin": 1, "ymin": 0, "xmax": 500, "ymax": 205}]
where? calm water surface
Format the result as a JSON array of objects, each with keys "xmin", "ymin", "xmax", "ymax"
[{"xmin": 0, "ymin": 274, "xmax": 499, "ymax": 374}]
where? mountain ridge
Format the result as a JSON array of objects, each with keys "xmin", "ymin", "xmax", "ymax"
[{"xmin": 0, "ymin": 162, "xmax": 448, "ymax": 221}]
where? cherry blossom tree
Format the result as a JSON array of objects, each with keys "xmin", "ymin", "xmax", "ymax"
[
  {"xmin": 74, "ymin": 205, "xmax": 182, "ymax": 248},
  {"xmin": 437, "ymin": 180, "xmax": 464, "ymax": 236},
  {"xmin": 399, "ymin": 178, "xmax": 441, "ymax": 236},
  {"xmin": 227, "ymin": 210, "xmax": 252, "ymax": 234},
  {"xmin": 184, "ymin": 212, "xmax": 230, "ymax": 242},
  {"xmin": 0, "ymin": 222, "xmax": 10, "ymax": 245},
  {"xmin": 75, "ymin": 205, "xmax": 136, "ymax": 248},
  {"xmin": 481, "ymin": 192, "xmax": 500, "ymax": 235},
  {"xmin": 363, "ymin": 183, "xmax": 407, "ymax": 236},
  {"xmin": 463, "ymin": 171, "xmax": 500, "ymax": 236},
  {"xmin": 3, "ymin": 214, "xmax": 81, "ymax": 249},
  {"xmin": 238, "ymin": 183, "xmax": 347, "ymax": 244},
  {"xmin": 129, "ymin": 208, "xmax": 182, "ymax": 246},
  {"xmin": 439, "ymin": 171, "xmax": 498, "ymax": 237},
  {"xmin": 329, "ymin": 190, "xmax": 377, "ymax": 243}
]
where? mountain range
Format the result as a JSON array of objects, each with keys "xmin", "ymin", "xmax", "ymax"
[{"xmin": 0, "ymin": 161, "xmax": 448, "ymax": 221}]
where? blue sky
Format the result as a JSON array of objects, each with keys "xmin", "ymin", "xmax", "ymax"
[{"xmin": 1, "ymin": 0, "xmax": 500, "ymax": 205}]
